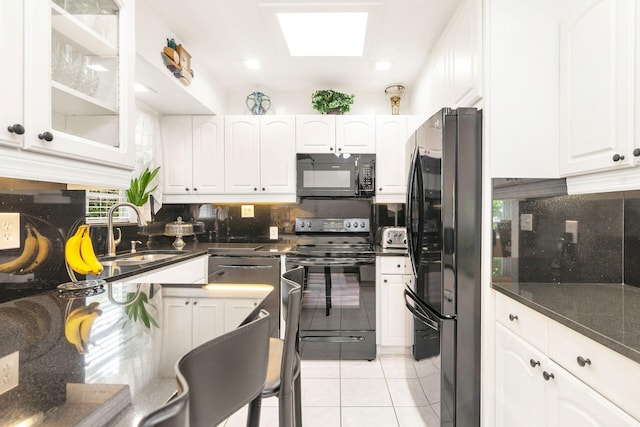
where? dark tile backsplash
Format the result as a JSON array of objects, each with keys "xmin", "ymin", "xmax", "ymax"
[
  {"xmin": 0, "ymin": 189, "xmax": 86, "ymax": 302},
  {"xmin": 493, "ymin": 179, "xmax": 640, "ymax": 286}
]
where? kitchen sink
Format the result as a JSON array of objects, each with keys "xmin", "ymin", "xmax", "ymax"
[{"xmin": 98, "ymin": 250, "xmax": 185, "ymax": 266}]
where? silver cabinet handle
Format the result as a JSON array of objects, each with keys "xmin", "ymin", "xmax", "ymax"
[
  {"xmin": 509, "ymin": 314, "xmax": 518, "ymax": 321},
  {"xmin": 577, "ymin": 356, "xmax": 591, "ymax": 367}
]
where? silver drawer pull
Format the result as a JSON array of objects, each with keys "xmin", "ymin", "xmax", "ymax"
[
  {"xmin": 542, "ymin": 371, "xmax": 555, "ymax": 381},
  {"xmin": 215, "ymin": 264, "xmax": 273, "ymax": 269},
  {"xmin": 508, "ymin": 314, "xmax": 518, "ymax": 321},
  {"xmin": 301, "ymin": 336, "xmax": 364, "ymax": 343}
]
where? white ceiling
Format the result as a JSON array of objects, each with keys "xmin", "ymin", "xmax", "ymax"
[{"xmin": 147, "ymin": 0, "xmax": 463, "ymax": 95}]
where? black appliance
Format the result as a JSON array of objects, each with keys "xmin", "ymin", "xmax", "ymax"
[
  {"xmin": 207, "ymin": 252, "xmax": 280, "ymax": 338},
  {"xmin": 403, "ymin": 108, "xmax": 482, "ymax": 427},
  {"xmin": 296, "ymin": 153, "xmax": 375, "ymax": 198},
  {"xmin": 286, "ymin": 217, "xmax": 376, "ymax": 360}
]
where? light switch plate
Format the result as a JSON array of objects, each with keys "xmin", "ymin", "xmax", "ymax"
[
  {"xmin": 0, "ymin": 213, "xmax": 20, "ymax": 250},
  {"xmin": 0, "ymin": 351, "xmax": 19, "ymax": 395},
  {"xmin": 565, "ymin": 220, "xmax": 578, "ymax": 243},
  {"xmin": 520, "ymin": 213, "xmax": 533, "ymax": 231}
]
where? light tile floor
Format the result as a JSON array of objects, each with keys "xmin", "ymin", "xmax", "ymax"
[{"xmin": 222, "ymin": 354, "xmax": 441, "ymax": 427}]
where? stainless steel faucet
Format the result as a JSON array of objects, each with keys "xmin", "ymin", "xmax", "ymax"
[{"xmin": 106, "ymin": 202, "xmax": 147, "ymax": 256}]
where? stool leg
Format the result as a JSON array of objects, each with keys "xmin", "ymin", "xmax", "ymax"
[
  {"xmin": 294, "ymin": 374, "xmax": 302, "ymax": 427},
  {"xmin": 247, "ymin": 395, "xmax": 262, "ymax": 427}
]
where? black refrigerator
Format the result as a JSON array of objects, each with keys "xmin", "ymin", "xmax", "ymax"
[{"xmin": 404, "ymin": 107, "xmax": 482, "ymax": 427}]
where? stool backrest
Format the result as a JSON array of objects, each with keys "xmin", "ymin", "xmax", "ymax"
[
  {"xmin": 280, "ymin": 266, "xmax": 304, "ymax": 393},
  {"xmin": 177, "ymin": 310, "xmax": 271, "ymax": 427},
  {"xmin": 137, "ymin": 381, "xmax": 189, "ymax": 427}
]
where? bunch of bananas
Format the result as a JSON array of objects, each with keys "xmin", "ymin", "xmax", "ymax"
[
  {"xmin": 64, "ymin": 302, "xmax": 102, "ymax": 354},
  {"xmin": 0, "ymin": 223, "xmax": 51, "ymax": 275},
  {"xmin": 65, "ymin": 224, "xmax": 103, "ymax": 276}
]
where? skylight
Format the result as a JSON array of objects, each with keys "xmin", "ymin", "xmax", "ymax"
[{"xmin": 276, "ymin": 12, "xmax": 368, "ymax": 57}]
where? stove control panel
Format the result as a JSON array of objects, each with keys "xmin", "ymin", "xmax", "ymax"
[{"xmin": 295, "ymin": 217, "xmax": 370, "ymax": 233}]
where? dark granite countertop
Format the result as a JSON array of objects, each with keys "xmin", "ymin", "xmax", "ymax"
[
  {"xmin": 492, "ymin": 281, "xmax": 640, "ymax": 364},
  {"xmin": 0, "ymin": 281, "xmax": 273, "ymax": 426}
]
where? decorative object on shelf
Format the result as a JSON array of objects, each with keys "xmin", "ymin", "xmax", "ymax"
[
  {"xmin": 161, "ymin": 38, "xmax": 194, "ymax": 86},
  {"xmin": 311, "ymin": 89, "xmax": 355, "ymax": 114},
  {"xmin": 246, "ymin": 91, "xmax": 272, "ymax": 115},
  {"xmin": 164, "ymin": 216, "xmax": 193, "ymax": 250},
  {"xmin": 384, "ymin": 84, "xmax": 405, "ymax": 115}
]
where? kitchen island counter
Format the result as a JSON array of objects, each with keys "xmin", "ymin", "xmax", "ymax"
[
  {"xmin": 0, "ymin": 281, "xmax": 273, "ymax": 426},
  {"xmin": 492, "ymin": 281, "xmax": 640, "ymax": 364}
]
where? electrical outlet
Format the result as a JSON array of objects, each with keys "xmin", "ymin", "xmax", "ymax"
[
  {"xmin": 241, "ymin": 205, "xmax": 255, "ymax": 218},
  {"xmin": 0, "ymin": 213, "xmax": 20, "ymax": 250},
  {"xmin": 269, "ymin": 226, "xmax": 278, "ymax": 240},
  {"xmin": 0, "ymin": 351, "xmax": 19, "ymax": 395}
]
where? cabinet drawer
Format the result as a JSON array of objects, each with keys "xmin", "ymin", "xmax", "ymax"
[
  {"xmin": 379, "ymin": 256, "xmax": 412, "ymax": 275},
  {"xmin": 547, "ymin": 319, "xmax": 640, "ymax": 422},
  {"xmin": 495, "ymin": 292, "xmax": 548, "ymax": 353}
]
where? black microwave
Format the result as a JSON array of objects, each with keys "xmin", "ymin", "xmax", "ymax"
[{"xmin": 296, "ymin": 153, "xmax": 375, "ymax": 197}]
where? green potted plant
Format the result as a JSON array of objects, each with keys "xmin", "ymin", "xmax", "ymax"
[
  {"xmin": 311, "ymin": 89, "xmax": 355, "ymax": 114},
  {"xmin": 126, "ymin": 166, "xmax": 160, "ymax": 206}
]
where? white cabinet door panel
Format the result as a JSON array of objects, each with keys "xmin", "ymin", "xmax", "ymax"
[
  {"xmin": 192, "ymin": 116, "xmax": 225, "ymax": 194},
  {"xmin": 260, "ymin": 116, "xmax": 296, "ymax": 194},
  {"xmin": 559, "ymin": 0, "xmax": 635, "ymax": 175},
  {"xmin": 495, "ymin": 323, "xmax": 547, "ymax": 427},
  {"xmin": 225, "ymin": 116, "xmax": 260, "ymax": 193}
]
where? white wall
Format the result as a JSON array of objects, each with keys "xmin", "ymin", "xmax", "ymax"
[{"xmin": 136, "ymin": 0, "xmax": 228, "ymax": 115}]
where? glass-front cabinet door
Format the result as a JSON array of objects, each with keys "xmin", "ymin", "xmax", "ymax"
[{"xmin": 24, "ymin": 0, "xmax": 134, "ymax": 169}]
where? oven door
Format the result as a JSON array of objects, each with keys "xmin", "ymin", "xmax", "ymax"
[
  {"xmin": 286, "ymin": 256, "xmax": 376, "ymax": 360},
  {"xmin": 296, "ymin": 154, "xmax": 358, "ymax": 197}
]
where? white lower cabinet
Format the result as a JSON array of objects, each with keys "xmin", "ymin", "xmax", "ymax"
[
  {"xmin": 377, "ymin": 256, "xmax": 413, "ymax": 349},
  {"xmin": 495, "ymin": 292, "xmax": 640, "ymax": 426},
  {"xmin": 546, "ymin": 359, "xmax": 639, "ymax": 427},
  {"xmin": 224, "ymin": 298, "xmax": 262, "ymax": 330},
  {"xmin": 495, "ymin": 323, "xmax": 546, "ymax": 427},
  {"xmin": 160, "ymin": 295, "xmax": 224, "ymax": 376},
  {"xmin": 159, "ymin": 286, "xmax": 264, "ymax": 376}
]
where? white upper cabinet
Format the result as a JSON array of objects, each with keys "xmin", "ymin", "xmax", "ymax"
[
  {"xmin": 225, "ymin": 115, "xmax": 296, "ymax": 199},
  {"xmin": 336, "ymin": 115, "xmax": 376, "ymax": 154},
  {"xmin": 296, "ymin": 115, "xmax": 336, "ymax": 153},
  {"xmin": 449, "ymin": 0, "xmax": 482, "ymax": 108},
  {"xmin": 0, "ymin": 0, "xmax": 25, "ymax": 148},
  {"xmin": 260, "ymin": 116, "xmax": 296, "ymax": 194},
  {"xmin": 425, "ymin": 0, "xmax": 482, "ymax": 117},
  {"xmin": 162, "ymin": 116, "xmax": 225, "ymax": 200},
  {"xmin": 375, "ymin": 115, "xmax": 410, "ymax": 202},
  {"xmin": 225, "ymin": 116, "xmax": 261, "ymax": 194},
  {"xmin": 23, "ymin": 0, "xmax": 135, "ymax": 170},
  {"xmin": 296, "ymin": 115, "xmax": 375, "ymax": 154},
  {"xmin": 559, "ymin": 0, "xmax": 635, "ymax": 176}
]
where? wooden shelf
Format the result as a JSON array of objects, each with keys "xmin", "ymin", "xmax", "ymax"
[
  {"xmin": 51, "ymin": 2, "xmax": 117, "ymax": 57},
  {"xmin": 51, "ymin": 81, "xmax": 118, "ymax": 115}
]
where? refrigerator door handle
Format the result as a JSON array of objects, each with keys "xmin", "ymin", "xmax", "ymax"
[{"xmin": 404, "ymin": 288, "xmax": 440, "ymax": 332}]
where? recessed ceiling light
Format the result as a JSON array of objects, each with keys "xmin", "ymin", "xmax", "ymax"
[
  {"xmin": 375, "ymin": 61, "xmax": 391, "ymax": 71},
  {"xmin": 277, "ymin": 12, "xmax": 368, "ymax": 57},
  {"xmin": 244, "ymin": 59, "xmax": 262, "ymax": 70},
  {"xmin": 134, "ymin": 83, "xmax": 155, "ymax": 93}
]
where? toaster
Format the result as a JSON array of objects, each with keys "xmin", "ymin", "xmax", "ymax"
[{"xmin": 376, "ymin": 227, "xmax": 408, "ymax": 249}]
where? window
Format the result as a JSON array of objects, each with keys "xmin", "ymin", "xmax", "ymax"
[{"xmin": 85, "ymin": 189, "xmax": 129, "ymax": 223}]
